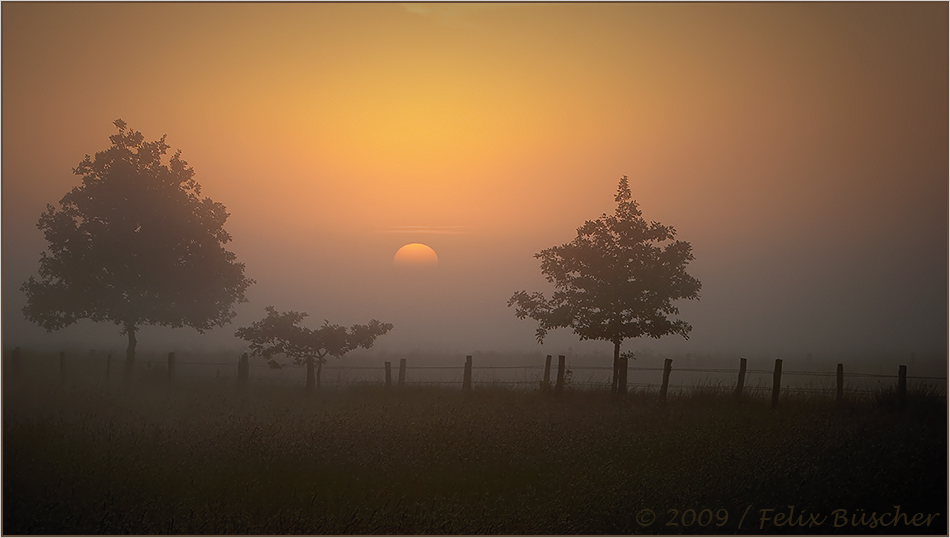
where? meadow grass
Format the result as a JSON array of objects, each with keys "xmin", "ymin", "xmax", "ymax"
[{"xmin": 3, "ymin": 375, "xmax": 946, "ymax": 535}]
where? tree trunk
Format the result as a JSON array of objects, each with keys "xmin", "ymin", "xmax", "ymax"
[
  {"xmin": 611, "ymin": 340, "xmax": 621, "ymax": 394},
  {"xmin": 306, "ymin": 356, "xmax": 315, "ymax": 391},
  {"xmin": 316, "ymin": 360, "xmax": 323, "ymax": 390},
  {"xmin": 124, "ymin": 322, "xmax": 137, "ymax": 380},
  {"xmin": 618, "ymin": 346, "xmax": 628, "ymax": 394}
]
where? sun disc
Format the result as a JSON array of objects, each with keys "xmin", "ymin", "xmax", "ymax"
[{"xmin": 393, "ymin": 242, "xmax": 439, "ymax": 268}]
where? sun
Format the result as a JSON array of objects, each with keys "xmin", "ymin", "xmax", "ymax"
[{"xmin": 393, "ymin": 243, "xmax": 439, "ymax": 269}]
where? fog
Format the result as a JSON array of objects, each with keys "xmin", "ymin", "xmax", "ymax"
[{"xmin": 3, "ymin": 3, "xmax": 946, "ymax": 374}]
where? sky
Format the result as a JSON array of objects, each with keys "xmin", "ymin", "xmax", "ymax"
[{"xmin": 2, "ymin": 3, "xmax": 947, "ymax": 368}]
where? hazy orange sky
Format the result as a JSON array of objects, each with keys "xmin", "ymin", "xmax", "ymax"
[{"xmin": 3, "ymin": 3, "xmax": 947, "ymax": 365}]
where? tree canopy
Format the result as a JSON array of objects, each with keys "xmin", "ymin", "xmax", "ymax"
[
  {"xmin": 235, "ymin": 306, "xmax": 394, "ymax": 390},
  {"xmin": 21, "ymin": 120, "xmax": 254, "ymax": 373},
  {"xmin": 508, "ymin": 176, "xmax": 701, "ymax": 392}
]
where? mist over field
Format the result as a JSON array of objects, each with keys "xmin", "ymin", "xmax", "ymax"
[
  {"xmin": 3, "ymin": 6, "xmax": 948, "ymax": 535},
  {"xmin": 3, "ymin": 2, "xmax": 946, "ymax": 375}
]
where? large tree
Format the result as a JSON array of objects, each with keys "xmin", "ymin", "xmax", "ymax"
[
  {"xmin": 21, "ymin": 120, "xmax": 254, "ymax": 375},
  {"xmin": 235, "ymin": 307, "xmax": 394, "ymax": 391},
  {"xmin": 508, "ymin": 176, "xmax": 701, "ymax": 393}
]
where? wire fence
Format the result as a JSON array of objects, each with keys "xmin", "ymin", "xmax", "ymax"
[
  {"xmin": 6, "ymin": 348, "xmax": 946, "ymax": 400},
  {"xmin": 182, "ymin": 359, "xmax": 946, "ymax": 398},
  {"xmin": 244, "ymin": 356, "xmax": 947, "ymax": 395}
]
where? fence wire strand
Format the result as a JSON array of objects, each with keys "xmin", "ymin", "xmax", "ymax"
[
  {"xmin": 35, "ymin": 352, "xmax": 947, "ymax": 397},
  {"xmin": 170, "ymin": 361, "xmax": 945, "ymax": 381}
]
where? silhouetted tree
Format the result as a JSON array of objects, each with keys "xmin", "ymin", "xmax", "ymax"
[
  {"xmin": 235, "ymin": 307, "xmax": 394, "ymax": 391},
  {"xmin": 508, "ymin": 176, "xmax": 701, "ymax": 393},
  {"xmin": 21, "ymin": 120, "xmax": 254, "ymax": 376}
]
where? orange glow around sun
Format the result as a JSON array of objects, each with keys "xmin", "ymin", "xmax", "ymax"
[{"xmin": 393, "ymin": 243, "xmax": 439, "ymax": 269}]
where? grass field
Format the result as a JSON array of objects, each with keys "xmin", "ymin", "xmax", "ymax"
[{"xmin": 3, "ymin": 373, "xmax": 946, "ymax": 535}]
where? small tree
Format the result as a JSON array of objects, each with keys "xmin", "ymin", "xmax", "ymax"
[
  {"xmin": 21, "ymin": 120, "xmax": 253, "ymax": 376},
  {"xmin": 508, "ymin": 176, "xmax": 701, "ymax": 392},
  {"xmin": 235, "ymin": 306, "xmax": 394, "ymax": 391}
]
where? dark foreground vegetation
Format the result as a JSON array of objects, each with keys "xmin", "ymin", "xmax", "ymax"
[{"xmin": 4, "ymin": 375, "xmax": 946, "ymax": 535}]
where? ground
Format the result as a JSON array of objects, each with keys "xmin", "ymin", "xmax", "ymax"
[{"xmin": 3, "ymin": 374, "xmax": 946, "ymax": 534}]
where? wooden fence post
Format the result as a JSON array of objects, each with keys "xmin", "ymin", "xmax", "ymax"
[
  {"xmin": 771, "ymin": 358, "xmax": 783, "ymax": 409},
  {"xmin": 898, "ymin": 364, "xmax": 907, "ymax": 412},
  {"xmin": 398, "ymin": 358, "xmax": 406, "ymax": 387},
  {"xmin": 463, "ymin": 355, "xmax": 473, "ymax": 392},
  {"xmin": 555, "ymin": 355, "xmax": 566, "ymax": 392},
  {"xmin": 542, "ymin": 355, "xmax": 552, "ymax": 391},
  {"xmin": 734, "ymin": 357, "xmax": 747, "ymax": 398},
  {"xmin": 60, "ymin": 351, "xmax": 65, "ymax": 383},
  {"xmin": 618, "ymin": 354, "xmax": 628, "ymax": 394},
  {"xmin": 660, "ymin": 358, "xmax": 672, "ymax": 404},
  {"xmin": 167, "ymin": 352, "xmax": 175, "ymax": 383},
  {"xmin": 384, "ymin": 361, "xmax": 392, "ymax": 388},
  {"xmin": 836, "ymin": 363, "xmax": 844, "ymax": 405}
]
